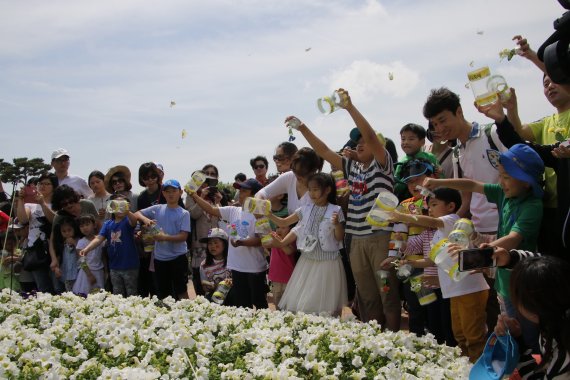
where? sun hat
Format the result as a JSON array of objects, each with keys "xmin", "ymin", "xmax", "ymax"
[
  {"xmin": 162, "ymin": 179, "xmax": 182, "ymax": 190},
  {"xmin": 104, "ymin": 166, "xmax": 132, "ymax": 193},
  {"xmin": 349, "ymin": 128, "xmax": 386, "ymax": 145},
  {"xmin": 469, "ymin": 332, "xmax": 519, "ymax": 379},
  {"xmin": 499, "ymin": 144, "xmax": 545, "ymax": 198},
  {"xmin": 51, "ymin": 148, "xmax": 70, "ymax": 160},
  {"xmin": 199, "ymin": 228, "xmax": 229, "ymax": 243},
  {"xmin": 232, "ymin": 178, "xmax": 263, "ymax": 194}
]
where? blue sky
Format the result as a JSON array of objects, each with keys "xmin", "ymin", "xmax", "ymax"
[{"xmin": 0, "ymin": 0, "xmax": 564, "ymax": 191}]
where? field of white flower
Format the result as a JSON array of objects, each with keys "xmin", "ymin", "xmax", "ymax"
[{"xmin": 0, "ymin": 290, "xmax": 470, "ymax": 379}]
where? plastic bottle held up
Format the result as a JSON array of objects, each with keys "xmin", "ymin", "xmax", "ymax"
[
  {"xmin": 366, "ymin": 191, "xmax": 399, "ymax": 227},
  {"xmin": 184, "ymin": 171, "xmax": 206, "ymax": 194},
  {"xmin": 487, "ymin": 74, "xmax": 511, "ymax": 103},
  {"xmin": 448, "ymin": 229, "xmax": 470, "ymax": 249},
  {"xmin": 317, "ymin": 90, "xmax": 348, "ymax": 115},
  {"xmin": 211, "ymin": 279, "xmax": 232, "ymax": 304},
  {"xmin": 332, "ymin": 170, "xmax": 349, "ymax": 197},
  {"xmin": 429, "ymin": 239, "xmax": 468, "ymax": 282},
  {"xmin": 243, "ymin": 197, "xmax": 271, "ymax": 215},
  {"xmin": 453, "ymin": 218, "xmax": 475, "ymax": 237},
  {"xmin": 467, "ymin": 66, "xmax": 499, "ymax": 107}
]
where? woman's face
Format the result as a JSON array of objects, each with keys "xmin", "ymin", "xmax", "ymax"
[
  {"xmin": 111, "ymin": 176, "xmax": 126, "ymax": 192},
  {"xmin": 273, "ymin": 147, "xmax": 292, "ymax": 173},
  {"xmin": 60, "ymin": 198, "xmax": 81, "ymax": 216},
  {"xmin": 37, "ymin": 179, "xmax": 54, "ymax": 197},
  {"xmin": 252, "ymin": 160, "xmax": 267, "ymax": 178},
  {"xmin": 141, "ymin": 172, "xmax": 159, "ymax": 189},
  {"xmin": 89, "ymin": 176, "xmax": 105, "ymax": 194}
]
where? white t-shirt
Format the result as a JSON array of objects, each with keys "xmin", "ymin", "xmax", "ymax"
[
  {"xmin": 59, "ymin": 174, "xmax": 93, "ymax": 199},
  {"xmin": 255, "ymin": 171, "xmax": 312, "ymax": 212},
  {"xmin": 218, "ymin": 206, "xmax": 268, "ymax": 273},
  {"xmin": 453, "ymin": 123, "xmax": 506, "ymax": 233},
  {"xmin": 433, "ymin": 213, "xmax": 489, "ymax": 299},
  {"xmin": 25, "ymin": 203, "xmax": 51, "ymax": 247}
]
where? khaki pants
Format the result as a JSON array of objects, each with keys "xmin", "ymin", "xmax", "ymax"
[
  {"xmin": 450, "ymin": 290, "xmax": 489, "ymax": 362},
  {"xmin": 350, "ymin": 232, "xmax": 400, "ymax": 330}
]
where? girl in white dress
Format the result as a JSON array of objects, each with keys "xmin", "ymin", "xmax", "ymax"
[{"xmin": 267, "ymin": 173, "xmax": 347, "ymax": 316}]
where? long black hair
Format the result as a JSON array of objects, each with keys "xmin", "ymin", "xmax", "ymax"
[
  {"xmin": 510, "ymin": 256, "xmax": 570, "ymax": 369},
  {"xmin": 307, "ymin": 172, "xmax": 337, "ymax": 205}
]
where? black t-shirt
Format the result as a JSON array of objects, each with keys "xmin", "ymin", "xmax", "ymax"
[{"xmin": 136, "ymin": 189, "xmax": 184, "ymax": 211}]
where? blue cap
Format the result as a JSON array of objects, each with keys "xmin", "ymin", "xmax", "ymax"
[
  {"xmin": 162, "ymin": 179, "xmax": 181, "ymax": 190},
  {"xmin": 400, "ymin": 159, "xmax": 435, "ymax": 183},
  {"xmin": 469, "ymin": 333, "xmax": 519, "ymax": 380},
  {"xmin": 233, "ymin": 178, "xmax": 263, "ymax": 194},
  {"xmin": 499, "ymin": 144, "xmax": 544, "ymax": 198}
]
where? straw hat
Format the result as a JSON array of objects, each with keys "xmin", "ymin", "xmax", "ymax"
[{"xmin": 104, "ymin": 165, "xmax": 132, "ymax": 193}]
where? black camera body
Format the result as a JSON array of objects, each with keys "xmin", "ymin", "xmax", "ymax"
[{"xmin": 538, "ymin": 1, "xmax": 570, "ymax": 84}]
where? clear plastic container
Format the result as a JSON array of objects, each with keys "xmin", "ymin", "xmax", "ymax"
[
  {"xmin": 332, "ymin": 170, "xmax": 349, "ymax": 197},
  {"xmin": 243, "ymin": 197, "xmax": 271, "ymax": 215},
  {"xmin": 317, "ymin": 90, "xmax": 348, "ymax": 114},
  {"xmin": 106, "ymin": 199, "xmax": 129, "ymax": 214},
  {"xmin": 184, "ymin": 171, "xmax": 206, "ymax": 194},
  {"xmin": 487, "ymin": 75, "xmax": 511, "ymax": 102},
  {"xmin": 409, "ymin": 275, "xmax": 437, "ymax": 306},
  {"xmin": 429, "ymin": 239, "xmax": 468, "ymax": 282},
  {"xmin": 141, "ymin": 224, "xmax": 161, "ymax": 253},
  {"xmin": 255, "ymin": 217, "xmax": 272, "ymax": 236},
  {"xmin": 467, "ymin": 66, "xmax": 499, "ymax": 107},
  {"xmin": 448, "ymin": 229, "xmax": 470, "ymax": 249},
  {"xmin": 453, "ymin": 218, "xmax": 475, "ymax": 237},
  {"xmin": 366, "ymin": 191, "xmax": 399, "ymax": 227},
  {"xmin": 211, "ymin": 279, "xmax": 232, "ymax": 304}
]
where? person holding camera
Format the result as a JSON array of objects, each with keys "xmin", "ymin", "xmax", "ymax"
[{"xmin": 185, "ymin": 165, "xmax": 223, "ymax": 297}]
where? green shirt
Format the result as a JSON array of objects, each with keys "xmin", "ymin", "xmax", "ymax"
[
  {"xmin": 484, "ymin": 183, "xmax": 543, "ymax": 298},
  {"xmin": 394, "ymin": 151, "xmax": 440, "ymax": 200},
  {"xmin": 528, "ymin": 109, "xmax": 570, "ymax": 208}
]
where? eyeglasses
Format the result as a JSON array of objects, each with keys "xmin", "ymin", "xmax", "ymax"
[
  {"xmin": 60, "ymin": 199, "xmax": 78, "ymax": 208},
  {"xmin": 37, "ymin": 182, "xmax": 53, "ymax": 186},
  {"xmin": 142, "ymin": 174, "xmax": 158, "ymax": 181},
  {"xmin": 253, "ymin": 165, "xmax": 266, "ymax": 170},
  {"xmin": 273, "ymin": 155, "xmax": 288, "ymax": 162},
  {"xmin": 112, "ymin": 178, "xmax": 126, "ymax": 185}
]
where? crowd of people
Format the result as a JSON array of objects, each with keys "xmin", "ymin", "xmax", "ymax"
[{"xmin": 0, "ymin": 36, "xmax": 569, "ymax": 378}]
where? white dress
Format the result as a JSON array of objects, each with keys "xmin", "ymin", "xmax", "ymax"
[{"xmin": 278, "ymin": 204, "xmax": 348, "ymax": 316}]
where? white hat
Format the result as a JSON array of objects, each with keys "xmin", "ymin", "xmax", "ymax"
[
  {"xmin": 51, "ymin": 148, "xmax": 70, "ymax": 160},
  {"xmin": 199, "ymin": 228, "xmax": 228, "ymax": 243}
]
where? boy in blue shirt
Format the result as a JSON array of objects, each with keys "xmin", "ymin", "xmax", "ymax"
[{"xmin": 136, "ymin": 179, "xmax": 191, "ymax": 300}]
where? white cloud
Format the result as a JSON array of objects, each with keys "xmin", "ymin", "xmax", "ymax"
[{"xmin": 328, "ymin": 60, "xmax": 420, "ymax": 101}]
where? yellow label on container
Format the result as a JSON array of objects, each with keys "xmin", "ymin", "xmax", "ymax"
[
  {"xmin": 418, "ymin": 292, "xmax": 437, "ymax": 306},
  {"xmin": 475, "ymin": 91, "xmax": 499, "ymax": 107},
  {"xmin": 429, "ymin": 238, "xmax": 448, "ymax": 262},
  {"xmin": 467, "ymin": 66, "xmax": 490, "ymax": 81}
]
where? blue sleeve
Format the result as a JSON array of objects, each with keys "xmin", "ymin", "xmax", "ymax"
[{"xmin": 180, "ymin": 209, "xmax": 191, "ymax": 232}]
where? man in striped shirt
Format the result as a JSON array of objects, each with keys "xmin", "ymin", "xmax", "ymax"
[{"xmin": 286, "ymin": 88, "xmax": 400, "ymax": 331}]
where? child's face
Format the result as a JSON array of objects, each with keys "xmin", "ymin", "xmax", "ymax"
[
  {"xmin": 60, "ymin": 224, "xmax": 75, "ymax": 239},
  {"xmin": 406, "ymin": 175, "xmax": 427, "ymax": 198},
  {"xmin": 427, "ymin": 198, "xmax": 453, "ymax": 218},
  {"xmin": 89, "ymin": 176, "xmax": 105, "ymax": 194},
  {"xmin": 355, "ymin": 138, "xmax": 375, "ymax": 164},
  {"xmin": 307, "ymin": 181, "xmax": 330, "ymax": 204},
  {"xmin": 498, "ymin": 164, "xmax": 531, "ymax": 198},
  {"xmin": 162, "ymin": 187, "xmax": 182, "ymax": 203},
  {"xmin": 275, "ymin": 225, "xmax": 291, "ymax": 238},
  {"xmin": 79, "ymin": 221, "xmax": 96, "ymax": 236},
  {"xmin": 238, "ymin": 188, "xmax": 253, "ymax": 206},
  {"xmin": 400, "ymin": 131, "xmax": 424, "ymax": 155},
  {"xmin": 207, "ymin": 238, "xmax": 225, "ymax": 256}
]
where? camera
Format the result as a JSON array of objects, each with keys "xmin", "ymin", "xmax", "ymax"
[
  {"xmin": 206, "ymin": 186, "xmax": 218, "ymax": 202},
  {"xmin": 537, "ymin": 0, "xmax": 570, "ymax": 84}
]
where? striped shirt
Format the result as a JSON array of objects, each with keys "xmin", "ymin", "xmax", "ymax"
[
  {"xmin": 403, "ymin": 229, "xmax": 439, "ymax": 285},
  {"xmin": 517, "ymin": 336, "xmax": 570, "ymax": 379},
  {"xmin": 343, "ymin": 152, "xmax": 394, "ymax": 236}
]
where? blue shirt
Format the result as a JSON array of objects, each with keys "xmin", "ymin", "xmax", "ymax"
[
  {"xmin": 140, "ymin": 205, "xmax": 191, "ymax": 261},
  {"xmin": 99, "ymin": 217, "xmax": 139, "ymax": 270}
]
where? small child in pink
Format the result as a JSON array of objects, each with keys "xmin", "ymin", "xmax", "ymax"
[{"xmin": 263, "ymin": 223, "xmax": 296, "ymax": 308}]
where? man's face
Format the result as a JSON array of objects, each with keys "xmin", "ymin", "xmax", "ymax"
[
  {"xmin": 543, "ymin": 75, "xmax": 570, "ymax": 110},
  {"xmin": 51, "ymin": 155, "xmax": 70, "ymax": 174},
  {"xmin": 429, "ymin": 109, "xmax": 463, "ymax": 142}
]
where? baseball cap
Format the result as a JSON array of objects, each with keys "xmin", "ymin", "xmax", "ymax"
[
  {"xmin": 499, "ymin": 144, "xmax": 545, "ymax": 198},
  {"xmin": 51, "ymin": 148, "xmax": 70, "ymax": 160},
  {"xmin": 233, "ymin": 178, "xmax": 263, "ymax": 194},
  {"xmin": 199, "ymin": 227, "xmax": 228, "ymax": 243},
  {"xmin": 162, "ymin": 179, "xmax": 181, "ymax": 190},
  {"xmin": 349, "ymin": 128, "xmax": 386, "ymax": 145},
  {"xmin": 155, "ymin": 163, "xmax": 164, "ymax": 173},
  {"xmin": 400, "ymin": 158, "xmax": 436, "ymax": 183},
  {"xmin": 469, "ymin": 332, "xmax": 519, "ymax": 379}
]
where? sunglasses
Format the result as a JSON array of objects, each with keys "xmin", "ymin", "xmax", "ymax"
[
  {"xmin": 53, "ymin": 156, "xmax": 70, "ymax": 163},
  {"xmin": 253, "ymin": 165, "xmax": 266, "ymax": 169},
  {"xmin": 142, "ymin": 174, "xmax": 158, "ymax": 181},
  {"xmin": 60, "ymin": 199, "xmax": 78, "ymax": 208},
  {"xmin": 273, "ymin": 155, "xmax": 288, "ymax": 162},
  {"xmin": 112, "ymin": 178, "xmax": 126, "ymax": 185}
]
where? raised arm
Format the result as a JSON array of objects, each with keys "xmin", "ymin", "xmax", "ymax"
[
  {"xmin": 288, "ymin": 118, "xmax": 342, "ymax": 169},
  {"xmin": 188, "ymin": 192, "xmax": 222, "ymax": 218},
  {"xmin": 423, "ymin": 177, "xmax": 485, "ymax": 195}
]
